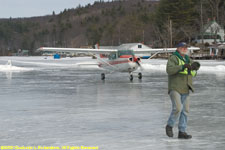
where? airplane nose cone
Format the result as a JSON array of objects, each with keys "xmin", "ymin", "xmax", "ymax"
[{"xmin": 134, "ymin": 57, "xmax": 141, "ymax": 63}]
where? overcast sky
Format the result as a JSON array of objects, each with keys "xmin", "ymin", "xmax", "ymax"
[{"xmin": 0, "ymin": 0, "xmax": 100, "ymax": 19}]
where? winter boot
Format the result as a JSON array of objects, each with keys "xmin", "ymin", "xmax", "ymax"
[
  {"xmin": 178, "ymin": 131, "xmax": 192, "ymax": 139},
  {"xmin": 166, "ymin": 125, "xmax": 173, "ymax": 137}
]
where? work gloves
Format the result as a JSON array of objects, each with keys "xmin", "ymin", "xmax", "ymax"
[
  {"xmin": 191, "ymin": 62, "xmax": 200, "ymax": 70},
  {"xmin": 183, "ymin": 62, "xmax": 200, "ymax": 71},
  {"xmin": 183, "ymin": 64, "xmax": 192, "ymax": 70}
]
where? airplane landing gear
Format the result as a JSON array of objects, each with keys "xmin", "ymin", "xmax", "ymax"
[
  {"xmin": 101, "ymin": 73, "xmax": 105, "ymax": 80},
  {"xmin": 138, "ymin": 73, "xmax": 142, "ymax": 80},
  {"xmin": 129, "ymin": 74, "xmax": 133, "ymax": 81}
]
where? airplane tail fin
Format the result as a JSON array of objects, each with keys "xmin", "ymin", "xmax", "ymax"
[
  {"xmin": 94, "ymin": 43, "xmax": 99, "ymax": 49},
  {"xmin": 6, "ymin": 60, "xmax": 12, "ymax": 66},
  {"xmin": 95, "ymin": 43, "xmax": 107, "ymax": 58}
]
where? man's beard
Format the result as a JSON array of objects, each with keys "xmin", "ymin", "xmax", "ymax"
[{"xmin": 180, "ymin": 51, "xmax": 188, "ymax": 55}]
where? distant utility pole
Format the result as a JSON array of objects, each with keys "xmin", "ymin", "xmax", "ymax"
[
  {"xmin": 200, "ymin": 0, "xmax": 204, "ymax": 44},
  {"xmin": 143, "ymin": 30, "xmax": 145, "ymax": 44},
  {"xmin": 169, "ymin": 19, "xmax": 172, "ymax": 47},
  {"xmin": 119, "ymin": 26, "xmax": 121, "ymax": 45}
]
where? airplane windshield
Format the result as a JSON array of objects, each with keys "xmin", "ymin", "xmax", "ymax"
[{"xmin": 118, "ymin": 50, "xmax": 134, "ymax": 57}]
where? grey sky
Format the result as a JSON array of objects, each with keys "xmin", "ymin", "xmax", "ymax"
[{"xmin": 0, "ymin": 0, "xmax": 99, "ymax": 19}]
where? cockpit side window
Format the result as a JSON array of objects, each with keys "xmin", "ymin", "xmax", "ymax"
[
  {"xmin": 118, "ymin": 50, "xmax": 134, "ymax": 57},
  {"xmin": 108, "ymin": 53, "xmax": 117, "ymax": 60}
]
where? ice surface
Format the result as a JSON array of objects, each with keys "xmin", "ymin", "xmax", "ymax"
[
  {"xmin": 140, "ymin": 59, "xmax": 225, "ymax": 74},
  {"xmin": 0, "ymin": 56, "xmax": 225, "ymax": 150},
  {"xmin": 0, "ymin": 59, "xmax": 34, "ymax": 72}
]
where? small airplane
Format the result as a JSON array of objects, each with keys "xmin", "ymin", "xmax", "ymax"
[{"xmin": 37, "ymin": 46, "xmax": 200, "ymax": 81}]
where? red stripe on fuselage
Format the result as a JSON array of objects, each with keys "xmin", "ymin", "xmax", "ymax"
[
  {"xmin": 109, "ymin": 60, "xmax": 130, "ymax": 65},
  {"xmin": 98, "ymin": 59, "xmax": 131, "ymax": 67},
  {"xmin": 119, "ymin": 55, "xmax": 133, "ymax": 58},
  {"xmin": 100, "ymin": 54, "xmax": 108, "ymax": 58}
]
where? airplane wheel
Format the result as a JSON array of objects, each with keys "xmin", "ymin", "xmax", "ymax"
[
  {"xmin": 138, "ymin": 73, "xmax": 142, "ymax": 79},
  {"xmin": 129, "ymin": 74, "xmax": 133, "ymax": 81},
  {"xmin": 101, "ymin": 73, "xmax": 105, "ymax": 80}
]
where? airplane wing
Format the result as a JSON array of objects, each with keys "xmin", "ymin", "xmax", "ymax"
[
  {"xmin": 133, "ymin": 47, "xmax": 200, "ymax": 54},
  {"xmin": 37, "ymin": 47, "xmax": 117, "ymax": 54},
  {"xmin": 133, "ymin": 48, "xmax": 176, "ymax": 54}
]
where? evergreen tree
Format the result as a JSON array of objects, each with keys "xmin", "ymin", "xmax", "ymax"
[
  {"xmin": 156, "ymin": 0, "xmax": 198, "ymax": 28},
  {"xmin": 155, "ymin": 0, "xmax": 199, "ymax": 45}
]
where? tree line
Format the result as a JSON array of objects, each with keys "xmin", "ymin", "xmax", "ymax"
[{"xmin": 0, "ymin": 0, "xmax": 224, "ymax": 55}]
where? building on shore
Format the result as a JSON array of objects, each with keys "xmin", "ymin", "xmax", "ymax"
[
  {"xmin": 100, "ymin": 43, "xmax": 152, "ymax": 59},
  {"xmin": 191, "ymin": 44, "xmax": 225, "ymax": 59},
  {"xmin": 12, "ymin": 49, "xmax": 29, "ymax": 56},
  {"xmin": 208, "ymin": 44, "xmax": 225, "ymax": 59},
  {"xmin": 194, "ymin": 20, "xmax": 225, "ymax": 45}
]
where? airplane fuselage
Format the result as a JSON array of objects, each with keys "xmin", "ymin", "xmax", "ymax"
[
  {"xmin": 97, "ymin": 50, "xmax": 141, "ymax": 73},
  {"xmin": 98, "ymin": 56, "xmax": 139, "ymax": 72}
]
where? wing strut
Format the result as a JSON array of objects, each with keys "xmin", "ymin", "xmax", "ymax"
[{"xmin": 148, "ymin": 52, "xmax": 161, "ymax": 59}]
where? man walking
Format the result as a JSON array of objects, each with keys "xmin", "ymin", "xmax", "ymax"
[{"xmin": 165, "ymin": 42, "xmax": 200, "ymax": 139}]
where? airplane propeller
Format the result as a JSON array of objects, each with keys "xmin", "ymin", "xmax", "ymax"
[
  {"xmin": 134, "ymin": 57, "xmax": 144, "ymax": 71},
  {"xmin": 135, "ymin": 59, "xmax": 141, "ymax": 66},
  {"xmin": 134, "ymin": 57, "xmax": 141, "ymax": 66}
]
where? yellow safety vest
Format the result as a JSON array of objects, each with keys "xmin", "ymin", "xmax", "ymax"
[{"xmin": 175, "ymin": 56, "xmax": 197, "ymax": 77}]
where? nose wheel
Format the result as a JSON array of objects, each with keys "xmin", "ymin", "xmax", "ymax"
[
  {"xmin": 138, "ymin": 73, "xmax": 142, "ymax": 80},
  {"xmin": 101, "ymin": 73, "xmax": 105, "ymax": 80},
  {"xmin": 129, "ymin": 74, "xmax": 133, "ymax": 81}
]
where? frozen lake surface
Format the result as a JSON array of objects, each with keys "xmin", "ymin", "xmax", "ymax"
[{"xmin": 0, "ymin": 56, "xmax": 225, "ymax": 150}]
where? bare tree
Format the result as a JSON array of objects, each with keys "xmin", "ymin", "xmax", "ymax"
[
  {"xmin": 152, "ymin": 23, "xmax": 170, "ymax": 48},
  {"xmin": 180, "ymin": 26, "xmax": 198, "ymax": 44},
  {"xmin": 208, "ymin": 0, "xmax": 221, "ymax": 22}
]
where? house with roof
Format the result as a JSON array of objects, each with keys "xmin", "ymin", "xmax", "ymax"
[
  {"xmin": 100, "ymin": 43, "xmax": 151, "ymax": 50},
  {"xmin": 16, "ymin": 49, "xmax": 29, "ymax": 56},
  {"xmin": 194, "ymin": 20, "xmax": 225, "ymax": 45},
  {"xmin": 100, "ymin": 43, "xmax": 152, "ymax": 58}
]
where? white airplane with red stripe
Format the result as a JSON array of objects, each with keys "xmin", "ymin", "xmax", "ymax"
[{"xmin": 37, "ymin": 46, "xmax": 199, "ymax": 81}]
